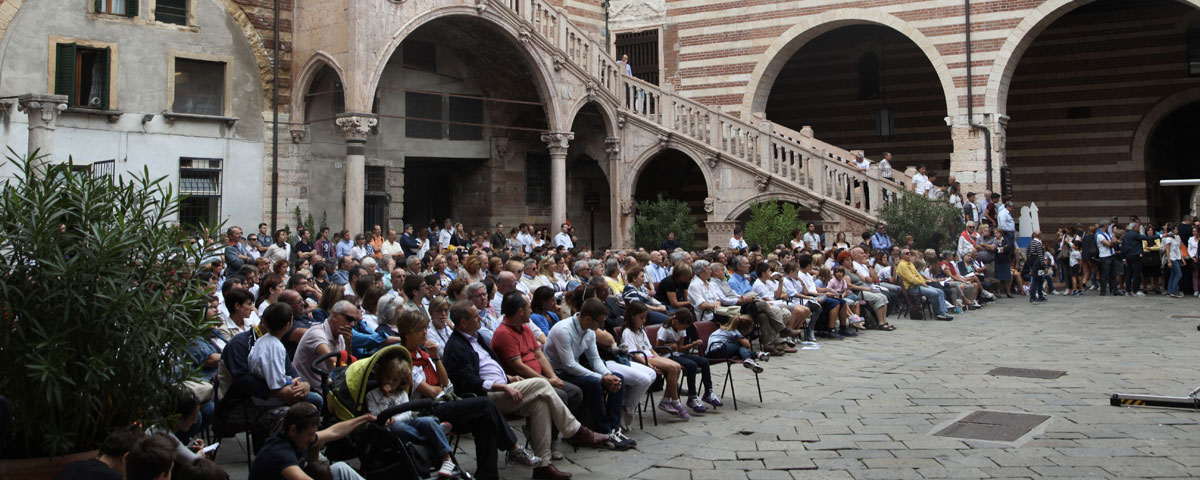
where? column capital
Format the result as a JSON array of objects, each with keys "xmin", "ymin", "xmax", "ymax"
[
  {"xmin": 18, "ymin": 94, "xmax": 68, "ymax": 128},
  {"xmin": 541, "ymin": 131, "xmax": 574, "ymax": 153},
  {"xmin": 335, "ymin": 112, "xmax": 378, "ymax": 142}
]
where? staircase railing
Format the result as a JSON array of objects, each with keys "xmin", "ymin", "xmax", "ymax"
[{"xmin": 495, "ymin": 0, "xmax": 914, "ymax": 222}]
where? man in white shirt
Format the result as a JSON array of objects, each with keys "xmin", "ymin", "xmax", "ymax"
[
  {"xmin": 802, "ymin": 225, "xmax": 822, "ymax": 251},
  {"xmin": 554, "ymin": 223, "xmax": 574, "ymax": 249},
  {"xmin": 912, "ymin": 165, "xmax": 931, "ymax": 195},
  {"xmin": 517, "ymin": 224, "xmax": 535, "ymax": 253},
  {"xmin": 1096, "ymin": 220, "xmax": 1119, "ymax": 295},
  {"xmin": 437, "ymin": 219, "xmax": 454, "ymax": 252},
  {"xmin": 729, "ymin": 228, "xmax": 749, "ymax": 251},
  {"xmin": 957, "ymin": 222, "xmax": 980, "ymax": 258},
  {"xmin": 853, "ymin": 153, "xmax": 870, "ymax": 173},
  {"xmin": 380, "ymin": 229, "xmax": 403, "ymax": 257},
  {"xmin": 645, "ymin": 251, "xmax": 669, "ymax": 286},
  {"xmin": 688, "ymin": 260, "xmax": 753, "ymax": 323}
]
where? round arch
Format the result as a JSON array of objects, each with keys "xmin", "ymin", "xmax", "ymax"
[
  {"xmin": 742, "ymin": 8, "xmax": 959, "ymax": 119},
  {"xmin": 565, "ymin": 97, "xmax": 620, "ymax": 138},
  {"xmin": 723, "ymin": 192, "xmax": 833, "ymax": 223},
  {"xmin": 1130, "ymin": 87, "xmax": 1200, "ymax": 173},
  {"xmin": 987, "ymin": 0, "xmax": 1200, "ymax": 114},
  {"xmin": 624, "ymin": 143, "xmax": 716, "ymax": 197},
  {"xmin": 291, "ymin": 52, "xmax": 348, "ymax": 125},
  {"xmin": 363, "ymin": 7, "xmax": 559, "ymax": 129}
]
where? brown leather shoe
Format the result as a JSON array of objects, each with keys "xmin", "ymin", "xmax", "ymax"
[
  {"xmin": 765, "ymin": 345, "xmax": 784, "ymax": 356},
  {"xmin": 565, "ymin": 425, "xmax": 609, "ymax": 448},
  {"xmin": 778, "ymin": 345, "xmax": 798, "ymax": 353},
  {"xmin": 532, "ymin": 464, "xmax": 572, "ymax": 479}
]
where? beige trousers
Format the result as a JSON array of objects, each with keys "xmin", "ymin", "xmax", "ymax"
[{"xmin": 487, "ymin": 377, "xmax": 581, "ymax": 466}]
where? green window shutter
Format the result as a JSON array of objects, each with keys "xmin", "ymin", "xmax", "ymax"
[
  {"xmin": 125, "ymin": 0, "xmax": 138, "ymax": 17},
  {"xmin": 99, "ymin": 47, "xmax": 111, "ymax": 110},
  {"xmin": 54, "ymin": 43, "xmax": 77, "ymax": 106},
  {"xmin": 94, "ymin": 0, "xmax": 102, "ymax": 12}
]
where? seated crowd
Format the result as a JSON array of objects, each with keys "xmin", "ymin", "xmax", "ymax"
[{"xmin": 66, "ymin": 214, "xmax": 1060, "ymax": 480}]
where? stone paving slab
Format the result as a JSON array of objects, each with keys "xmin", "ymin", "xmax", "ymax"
[{"xmin": 215, "ymin": 296, "xmax": 1200, "ymax": 478}]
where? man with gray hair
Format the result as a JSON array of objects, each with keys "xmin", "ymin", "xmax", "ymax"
[
  {"xmin": 567, "ymin": 260, "xmax": 591, "ymax": 291},
  {"xmin": 292, "ymin": 300, "xmax": 359, "ymax": 391}
]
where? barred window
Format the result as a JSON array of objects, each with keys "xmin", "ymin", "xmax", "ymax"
[
  {"xmin": 179, "ymin": 158, "xmax": 221, "ymax": 228},
  {"xmin": 525, "ymin": 154, "xmax": 550, "ymax": 206}
]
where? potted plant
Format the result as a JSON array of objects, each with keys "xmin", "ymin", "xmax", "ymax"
[{"xmin": 0, "ymin": 151, "xmax": 215, "ymax": 477}]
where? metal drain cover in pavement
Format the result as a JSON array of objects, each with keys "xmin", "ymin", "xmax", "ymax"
[
  {"xmin": 987, "ymin": 367, "xmax": 1066, "ymax": 379},
  {"xmin": 934, "ymin": 411, "xmax": 1051, "ymax": 442}
]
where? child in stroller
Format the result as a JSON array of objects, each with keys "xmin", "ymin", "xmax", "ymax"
[{"xmin": 367, "ymin": 356, "xmax": 457, "ymax": 478}]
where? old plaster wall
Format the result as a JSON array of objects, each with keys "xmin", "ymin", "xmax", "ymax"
[{"xmin": 0, "ymin": 0, "xmax": 266, "ymax": 228}]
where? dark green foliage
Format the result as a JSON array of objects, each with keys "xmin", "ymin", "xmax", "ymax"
[
  {"xmin": 743, "ymin": 201, "xmax": 807, "ymax": 249},
  {"xmin": 632, "ymin": 195, "xmax": 697, "ymax": 251},
  {"xmin": 877, "ymin": 191, "xmax": 962, "ymax": 252},
  {"xmin": 0, "ymin": 151, "xmax": 216, "ymax": 458}
]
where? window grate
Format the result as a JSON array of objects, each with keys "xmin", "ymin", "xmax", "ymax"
[
  {"xmin": 179, "ymin": 157, "xmax": 221, "ymax": 228},
  {"xmin": 525, "ymin": 154, "xmax": 550, "ymax": 206},
  {"xmin": 365, "ymin": 166, "xmax": 386, "ymax": 193}
]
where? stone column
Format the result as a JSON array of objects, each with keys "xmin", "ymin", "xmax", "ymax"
[
  {"xmin": 17, "ymin": 94, "xmax": 68, "ymax": 171},
  {"xmin": 335, "ymin": 113, "xmax": 377, "ymax": 235},
  {"xmin": 541, "ymin": 131, "xmax": 574, "ymax": 229},
  {"xmin": 605, "ymin": 136, "xmax": 624, "ymax": 247}
]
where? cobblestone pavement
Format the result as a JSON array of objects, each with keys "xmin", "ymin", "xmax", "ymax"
[{"xmin": 216, "ymin": 294, "xmax": 1200, "ymax": 479}]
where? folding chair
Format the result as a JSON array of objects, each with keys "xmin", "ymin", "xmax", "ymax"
[{"xmin": 694, "ymin": 320, "xmax": 761, "ymax": 411}]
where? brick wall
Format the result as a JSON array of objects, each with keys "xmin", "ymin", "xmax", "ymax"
[
  {"xmin": 663, "ymin": 0, "xmax": 1040, "ymax": 113},
  {"xmin": 1005, "ymin": 0, "xmax": 1200, "ymax": 226},
  {"xmin": 762, "ymin": 25, "xmax": 952, "ymax": 173}
]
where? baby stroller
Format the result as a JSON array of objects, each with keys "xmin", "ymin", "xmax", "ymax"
[{"xmin": 314, "ymin": 345, "xmax": 470, "ymax": 479}]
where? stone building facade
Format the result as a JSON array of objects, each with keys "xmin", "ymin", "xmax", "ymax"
[{"xmin": 3, "ymin": 0, "xmax": 1196, "ymax": 247}]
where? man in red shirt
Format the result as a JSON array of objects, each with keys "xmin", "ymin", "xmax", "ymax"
[{"xmin": 490, "ymin": 293, "xmax": 584, "ymax": 415}]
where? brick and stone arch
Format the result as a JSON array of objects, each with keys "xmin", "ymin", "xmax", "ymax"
[
  {"xmin": 361, "ymin": 7, "xmax": 561, "ymax": 129},
  {"xmin": 742, "ymin": 8, "xmax": 959, "ymax": 121},
  {"xmin": 1001, "ymin": 0, "xmax": 1200, "ymax": 226},
  {"xmin": 987, "ymin": 0, "xmax": 1200, "ymax": 116},
  {"xmin": 291, "ymin": 52, "xmax": 348, "ymax": 126}
]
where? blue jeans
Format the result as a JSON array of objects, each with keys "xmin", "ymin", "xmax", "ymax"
[
  {"xmin": 913, "ymin": 286, "xmax": 947, "ymax": 315},
  {"xmin": 1168, "ymin": 259, "xmax": 1182, "ymax": 294},
  {"xmin": 389, "ymin": 416, "xmax": 451, "ymax": 457},
  {"xmin": 304, "ymin": 391, "xmax": 325, "ymax": 411},
  {"xmin": 706, "ymin": 341, "xmax": 752, "ymax": 360},
  {"xmin": 558, "ymin": 371, "xmax": 625, "ymax": 433},
  {"xmin": 1030, "ymin": 273, "xmax": 1045, "ymax": 301}
]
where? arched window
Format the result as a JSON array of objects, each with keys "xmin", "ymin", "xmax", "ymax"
[{"xmin": 858, "ymin": 52, "xmax": 880, "ymax": 99}]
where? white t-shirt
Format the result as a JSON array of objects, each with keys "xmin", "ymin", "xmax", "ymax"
[
  {"xmin": 555, "ymin": 232, "xmax": 574, "ymax": 249},
  {"xmin": 657, "ymin": 325, "xmax": 686, "ymax": 345},
  {"xmin": 247, "ymin": 334, "xmax": 290, "ymax": 405},
  {"xmin": 620, "ymin": 328, "xmax": 657, "ymax": 359},
  {"xmin": 1097, "ymin": 231, "xmax": 1115, "ymax": 258},
  {"xmin": 803, "ymin": 232, "xmax": 821, "ymax": 250},
  {"xmin": 1069, "ymin": 250, "xmax": 1081, "ymax": 267},
  {"xmin": 913, "ymin": 173, "xmax": 931, "ymax": 195},
  {"xmin": 729, "ymin": 236, "xmax": 748, "ymax": 251},
  {"xmin": 752, "ymin": 277, "xmax": 782, "ymax": 301},
  {"xmin": 796, "ymin": 272, "xmax": 818, "ymax": 295}
]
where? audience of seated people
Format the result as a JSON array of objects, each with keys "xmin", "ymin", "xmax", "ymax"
[{"xmin": 68, "ymin": 216, "xmax": 1045, "ymax": 480}]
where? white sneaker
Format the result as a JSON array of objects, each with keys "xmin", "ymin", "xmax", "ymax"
[
  {"xmin": 438, "ymin": 460, "xmax": 456, "ymax": 478},
  {"xmin": 743, "ymin": 358, "xmax": 764, "ymax": 373},
  {"xmin": 848, "ymin": 315, "xmax": 864, "ymax": 325},
  {"xmin": 1136, "ymin": 291, "xmax": 1145, "ymax": 297}
]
